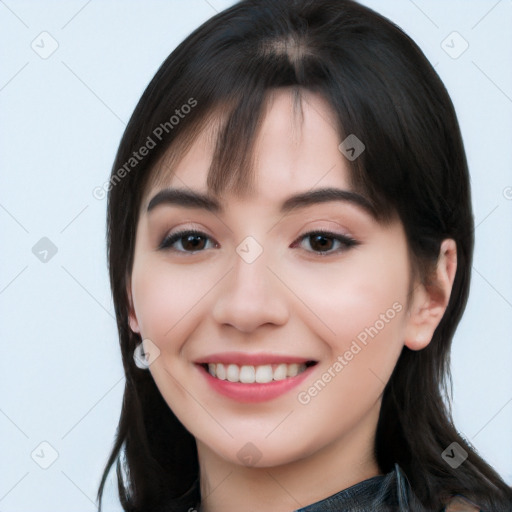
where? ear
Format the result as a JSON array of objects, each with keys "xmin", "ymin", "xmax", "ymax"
[
  {"xmin": 126, "ymin": 276, "xmax": 141, "ymax": 334},
  {"xmin": 404, "ymin": 239, "xmax": 457, "ymax": 351}
]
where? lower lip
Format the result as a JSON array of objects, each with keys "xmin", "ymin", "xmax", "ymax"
[{"xmin": 198, "ymin": 365, "xmax": 315, "ymax": 403}]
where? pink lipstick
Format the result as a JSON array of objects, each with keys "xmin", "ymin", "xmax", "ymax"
[{"xmin": 195, "ymin": 352, "xmax": 317, "ymax": 403}]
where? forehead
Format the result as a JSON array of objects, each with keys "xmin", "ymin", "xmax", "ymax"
[{"xmin": 144, "ymin": 89, "xmax": 353, "ymax": 208}]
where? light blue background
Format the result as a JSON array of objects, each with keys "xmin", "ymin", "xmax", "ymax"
[{"xmin": 1, "ymin": 1, "xmax": 511, "ymax": 510}]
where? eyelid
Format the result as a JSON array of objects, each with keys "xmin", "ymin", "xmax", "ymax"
[
  {"xmin": 158, "ymin": 226, "xmax": 218, "ymax": 252},
  {"xmin": 291, "ymin": 229, "xmax": 359, "ymax": 255}
]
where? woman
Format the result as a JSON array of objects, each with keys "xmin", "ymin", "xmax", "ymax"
[{"xmin": 96, "ymin": 0, "xmax": 512, "ymax": 510}]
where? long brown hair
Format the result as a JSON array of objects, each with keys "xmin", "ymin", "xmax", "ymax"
[{"xmin": 97, "ymin": 1, "xmax": 512, "ymax": 510}]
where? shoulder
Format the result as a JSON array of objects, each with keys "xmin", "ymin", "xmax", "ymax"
[{"xmin": 442, "ymin": 495, "xmax": 481, "ymax": 512}]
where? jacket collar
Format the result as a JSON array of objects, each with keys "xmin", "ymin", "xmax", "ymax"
[{"xmin": 294, "ymin": 463, "xmax": 415, "ymax": 511}]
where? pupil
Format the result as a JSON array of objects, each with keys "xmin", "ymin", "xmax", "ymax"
[
  {"xmin": 185, "ymin": 235, "xmax": 205, "ymax": 251},
  {"xmin": 311, "ymin": 234, "xmax": 332, "ymax": 252}
]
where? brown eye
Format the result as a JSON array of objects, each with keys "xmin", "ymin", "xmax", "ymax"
[
  {"xmin": 293, "ymin": 230, "xmax": 358, "ymax": 255},
  {"xmin": 159, "ymin": 230, "xmax": 217, "ymax": 252}
]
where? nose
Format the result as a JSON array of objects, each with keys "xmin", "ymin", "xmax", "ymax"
[{"xmin": 212, "ymin": 248, "xmax": 289, "ymax": 333}]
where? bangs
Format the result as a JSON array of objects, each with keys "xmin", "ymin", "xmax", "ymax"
[
  {"xmin": 144, "ymin": 86, "xmax": 315, "ymax": 202},
  {"xmin": 140, "ymin": 87, "xmax": 397, "ymax": 230}
]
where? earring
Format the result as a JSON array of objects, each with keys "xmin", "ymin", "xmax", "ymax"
[
  {"xmin": 133, "ymin": 339, "xmax": 161, "ymax": 369},
  {"xmin": 133, "ymin": 341, "xmax": 150, "ymax": 370}
]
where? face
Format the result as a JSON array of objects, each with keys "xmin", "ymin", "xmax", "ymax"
[{"xmin": 128, "ymin": 89, "xmax": 422, "ymax": 469}]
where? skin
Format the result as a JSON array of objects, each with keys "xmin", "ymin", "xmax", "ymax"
[{"xmin": 127, "ymin": 89, "xmax": 457, "ymax": 512}]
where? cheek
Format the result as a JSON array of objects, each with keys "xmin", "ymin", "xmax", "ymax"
[
  {"xmin": 290, "ymin": 256, "xmax": 409, "ymax": 440},
  {"xmin": 131, "ymin": 257, "xmax": 218, "ymax": 346},
  {"xmin": 286, "ymin": 247, "xmax": 410, "ymax": 350}
]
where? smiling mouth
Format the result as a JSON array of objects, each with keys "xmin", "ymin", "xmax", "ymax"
[{"xmin": 201, "ymin": 361, "xmax": 318, "ymax": 384}]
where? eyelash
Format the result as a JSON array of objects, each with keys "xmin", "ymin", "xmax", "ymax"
[{"xmin": 158, "ymin": 229, "xmax": 359, "ymax": 256}]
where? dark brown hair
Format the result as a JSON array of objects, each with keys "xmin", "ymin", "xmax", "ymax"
[{"xmin": 97, "ymin": 1, "xmax": 512, "ymax": 510}]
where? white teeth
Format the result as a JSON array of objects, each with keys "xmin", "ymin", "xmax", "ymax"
[
  {"xmin": 287, "ymin": 363, "xmax": 299, "ymax": 377},
  {"xmin": 273, "ymin": 363, "xmax": 288, "ymax": 381},
  {"xmin": 216, "ymin": 363, "xmax": 227, "ymax": 380},
  {"xmin": 206, "ymin": 362, "xmax": 308, "ymax": 383},
  {"xmin": 255, "ymin": 365, "xmax": 273, "ymax": 383},
  {"xmin": 239, "ymin": 365, "xmax": 255, "ymax": 383},
  {"xmin": 226, "ymin": 364, "xmax": 239, "ymax": 382}
]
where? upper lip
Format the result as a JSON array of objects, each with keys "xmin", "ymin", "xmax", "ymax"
[{"xmin": 195, "ymin": 352, "xmax": 316, "ymax": 366}]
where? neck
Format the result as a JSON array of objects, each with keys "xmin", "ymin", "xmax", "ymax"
[{"xmin": 198, "ymin": 401, "xmax": 382, "ymax": 512}]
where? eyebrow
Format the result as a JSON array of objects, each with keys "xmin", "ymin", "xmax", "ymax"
[{"xmin": 146, "ymin": 187, "xmax": 376, "ymax": 216}]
